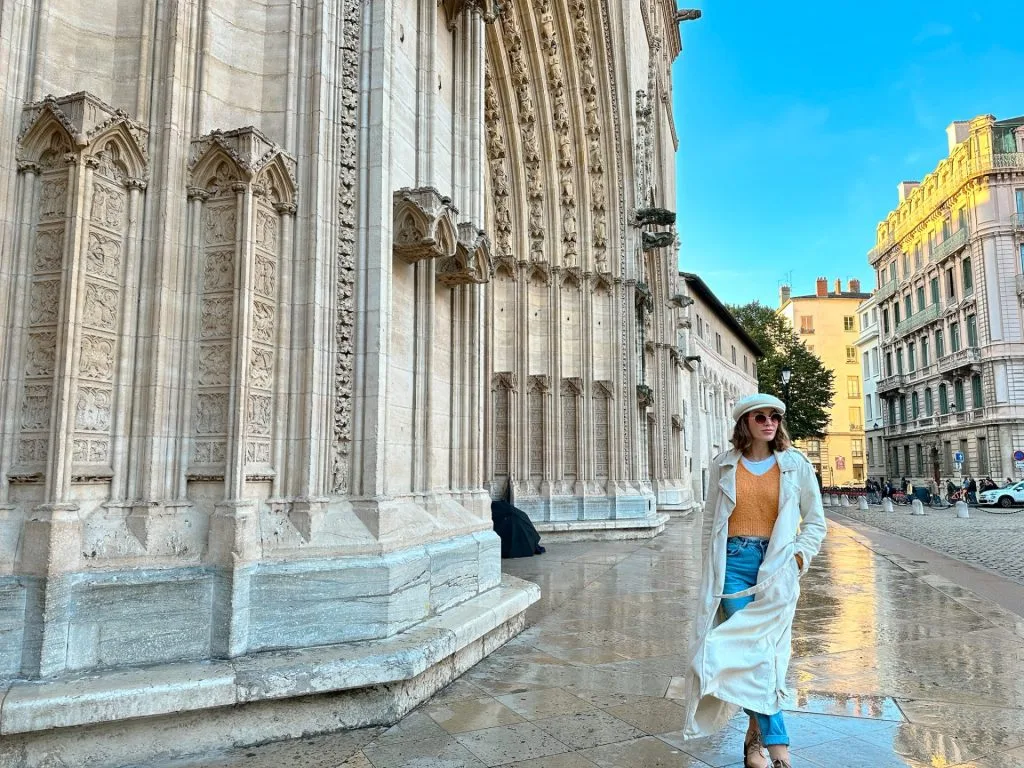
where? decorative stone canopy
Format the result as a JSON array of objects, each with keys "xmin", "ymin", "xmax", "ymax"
[
  {"xmin": 393, "ymin": 186, "xmax": 459, "ymax": 264},
  {"xmin": 438, "ymin": 223, "xmax": 493, "ymax": 286}
]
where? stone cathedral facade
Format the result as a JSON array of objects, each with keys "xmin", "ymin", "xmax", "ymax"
[{"xmin": 0, "ymin": 0, "xmax": 693, "ymax": 761}]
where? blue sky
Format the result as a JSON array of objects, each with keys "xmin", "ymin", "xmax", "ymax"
[{"xmin": 671, "ymin": 1, "xmax": 1024, "ymax": 308}]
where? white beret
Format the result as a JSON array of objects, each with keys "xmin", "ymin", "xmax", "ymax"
[{"xmin": 732, "ymin": 393, "xmax": 786, "ymax": 423}]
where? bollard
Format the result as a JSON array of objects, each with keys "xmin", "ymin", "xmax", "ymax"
[
  {"xmin": 830, "ymin": 494, "xmax": 839, "ymax": 507},
  {"xmin": 882, "ymin": 497, "xmax": 894, "ymax": 513},
  {"xmin": 911, "ymin": 499, "xmax": 925, "ymax": 515},
  {"xmin": 858, "ymin": 496, "xmax": 869, "ymax": 511},
  {"xmin": 840, "ymin": 494, "xmax": 851, "ymax": 507},
  {"xmin": 956, "ymin": 501, "xmax": 970, "ymax": 519}
]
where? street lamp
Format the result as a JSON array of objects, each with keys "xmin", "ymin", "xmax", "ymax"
[{"xmin": 781, "ymin": 365, "xmax": 792, "ymax": 412}]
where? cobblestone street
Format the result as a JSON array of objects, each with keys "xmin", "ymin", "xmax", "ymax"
[
  {"xmin": 155, "ymin": 515, "xmax": 1024, "ymax": 768},
  {"xmin": 830, "ymin": 503, "xmax": 1024, "ymax": 585}
]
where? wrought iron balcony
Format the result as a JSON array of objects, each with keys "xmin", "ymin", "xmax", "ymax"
[
  {"xmin": 929, "ymin": 228, "xmax": 969, "ymax": 264},
  {"xmin": 894, "ymin": 303, "xmax": 940, "ymax": 335},
  {"xmin": 876, "ymin": 374, "xmax": 906, "ymax": 396},
  {"xmin": 874, "ymin": 278, "xmax": 898, "ymax": 302},
  {"xmin": 1013, "ymin": 213, "xmax": 1024, "ymax": 231},
  {"xmin": 1017, "ymin": 273, "xmax": 1024, "ymax": 299},
  {"xmin": 937, "ymin": 346, "xmax": 981, "ymax": 376},
  {"xmin": 868, "ymin": 238, "xmax": 896, "ymax": 264}
]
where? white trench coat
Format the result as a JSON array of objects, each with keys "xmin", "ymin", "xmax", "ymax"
[{"xmin": 681, "ymin": 448, "xmax": 827, "ymax": 739}]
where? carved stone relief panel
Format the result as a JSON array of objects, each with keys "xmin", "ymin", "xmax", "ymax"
[
  {"xmin": 484, "ymin": 66, "xmax": 513, "ymax": 271},
  {"xmin": 34, "ymin": 227, "xmax": 65, "ymax": 272}
]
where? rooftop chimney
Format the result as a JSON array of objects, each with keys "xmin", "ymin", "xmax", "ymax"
[
  {"xmin": 848, "ymin": 278, "xmax": 861, "ymax": 294},
  {"xmin": 898, "ymin": 181, "xmax": 920, "ymax": 203},
  {"xmin": 946, "ymin": 121, "xmax": 970, "ymax": 153},
  {"xmin": 816, "ymin": 277, "xmax": 828, "ymax": 297},
  {"xmin": 779, "ymin": 284, "xmax": 791, "ymax": 307},
  {"xmin": 834, "ymin": 278, "xmax": 842, "ymax": 295}
]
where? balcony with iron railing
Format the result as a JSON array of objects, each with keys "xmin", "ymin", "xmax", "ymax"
[
  {"xmin": 936, "ymin": 346, "xmax": 981, "ymax": 375},
  {"xmin": 1013, "ymin": 213, "xmax": 1024, "ymax": 231},
  {"xmin": 874, "ymin": 278, "xmax": 898, "ymax": 302},
  {"xmin": 1017, "ymin": 273, "xmax": 1024, "ymax": 299},
  {"xmin": 876, "ymin": 374, "xmax": 906, "ymax": 396},
  {"xmin": 894, "ymin": 303, "xmax": 941, "ymax": 335},
  {"xmin": 928, "ymin": 227, "xmax": 969, "ymax": 265}
]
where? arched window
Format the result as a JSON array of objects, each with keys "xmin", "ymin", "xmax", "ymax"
[
  {"xmin": 911, "ymin": 391, "xmax": 919, "ymax": 418},
  {"xmin": 923, "ymin": 387, "xmax": 933, "ymax": 416},
  {"xmin": 939, "ymin": 384, "xmax": 949, "ymax": 414}
]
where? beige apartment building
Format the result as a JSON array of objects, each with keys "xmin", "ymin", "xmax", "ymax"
[
  {"xmin": 779, "ymin": 278, "xmax": 871, "ymax": 485},
  {"xmin": 868, "ymin": 116, "xmax": 1024, "ymax": 484}
]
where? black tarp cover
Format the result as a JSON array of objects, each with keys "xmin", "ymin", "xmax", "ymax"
[{"xmin": 490, "ymin": 500, "xmax": 543, "ymax": 558}]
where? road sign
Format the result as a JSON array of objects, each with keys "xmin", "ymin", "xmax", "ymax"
[
  {"xmin": 1014, "ymin": 450, "xmax": 1024, "ymax": 462},
  {"xmin": 953, "ymin": 461, "xmax": 963, "ymax": 472},
  {"xmin": 1016, "ymin": 460, "xmax": 1024, "ymax": 471},
  {"xmin": 953, "ymin": 451, "xmax": 965, "ymax": 463}
]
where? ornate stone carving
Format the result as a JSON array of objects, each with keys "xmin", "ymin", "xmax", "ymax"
[
  {"xmin": 79, "ymin": 335, "xmax": 115, "ymax": 380},
  {"xmin": 392, "ymin": 187, "xmax": 458, "ymax": 264},
  {"xmin": 492, "ymin": 371, "xmax": 519, "ymax": 392},
  {"xmin": 252, "ymin": 301, "xmax": 275, "ymax": 342},
  {"xmin": 253, "ymin": 255, "xmax": 276, "ymax": 297},
  {"xmin": 72, "ymin": 438, "xmax": 109, "ymax": 463},
  {"xmin": 249, "ymin": 347, "xmax": 274, "ymax": 388},
  {"xmin": 193, "ymin": 440, "xmax": 227, "ymax": 464},
  {"xmin": 204, "ymin": 205, "xmax": 237, "ymax": 244},
  {"xmin": 642, "ymin": 230, "xmax": 674, "ymax": 250},
  {"xmin": 25, "ymin": 332, "xmax": 57, "ymax": 377},
  {"xmin": 438, "ymin": 224, "xmax": 492, "ymax": 286},
  {"xmin": 671, "ymin": 413, "xmax": 684, "ymax": 430},
  {"xmin": 527, "ymin": 374, "xmax": 551, "ymax": 393},
  {"xmin": 17, "ymin": 437, "xmax": 49, "ymax": 463},
  {"xmin": 201, "ymin": 297, "xmax": 233, "ymax": 338},
  {"xmin": 39, "ymin": 180, "xmax": 67, "ymax": 219},
  {"xmin": 34, "ymin": 228, "xmax": 64, "ymax": 272},
  {"xmin": 561, "ymin": 377, "xmax": 584, "ymax": 396},
  {"xmin": 75, "ymin": 386, "xmax": 112, "ymax": 431},
  {"xmin": 634, "ymin": 207, "xmax": 676, "ymax": 226},
  {"xmin": 194, "ymin": 393, "xmax": 228, "ymax": 434},
  {"xmin": 245, "ymin": 440, "xmax": 271, "ymax": 464},
  {"xmin": 83, "ymin": 283, "xmax": 119, "ymax": 330},
  {"xmin": 203, "ymin": 251, "xmax": 234, "ymax": 292},
  {"xmin": 248, "ymin": 394, "xmax": 272, "ymax": 436},
  {"xmin": 29, "ymin": 280, "xmax": 61, "ymax": 325},
  {"xmin": 593, "ymin": 380, "xmax": 615, "ymax": 399},
  {"xmin": 22, "ymin": 385, "xmax": 52, "ymax": 430},
  {"xmin": 90, "ymin": 184, "xmax": 126, "ymax": 229},
  {"xmin": 197, "ymin": 345, "xmax": 231, "ymax": 386},
  {"xmin": 255, "ymin": 209, "xmax": 278, "ymax": 250},
  {"xmin": 86, "ymin": 231, "xmax": 121, "ymax": 279},
  {"xmin": 637, "ymin": 384, "xmax": 655, "ymax": 409}
]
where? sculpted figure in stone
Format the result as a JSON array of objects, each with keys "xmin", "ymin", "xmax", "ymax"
[
  {"xmin": 79, "ymin": 336, "xmax": 115, "ymax": 380},
  {"xmin": 34, "ymin": 229, "xmax": 64, "ymax": 272},
  {"xmin": 252, "ymin": 301, "xmax": 275, "ymax": 342},
  {"xmin": 29, "ymin": 281, "xmax": 60, "ymax": 326},
  {"xmin": 86, "ymin": 232, "xmax": 121, "ymax": 279},
  {"xmin": 254, "ymin": 256, "xmax": 276, "ymax": 297},
  {"xmin": 25, "ymin": 333, "xmax": 56, "ymax": 376},
  {"xmin": 75, "ymin": 387, "xmax": 112, "ymax": 431},
  {"xmin": 40, "ymin": 180, "xmax": 67, "ymax": 219},
  {"xmin": 83, "ymin": 283, "xmax": 119, "ymax": 330}
]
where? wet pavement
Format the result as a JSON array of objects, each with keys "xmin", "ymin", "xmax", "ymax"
[{"xmin": 159, "ymin": 515, "xmax": 1024, "ymax": 768}]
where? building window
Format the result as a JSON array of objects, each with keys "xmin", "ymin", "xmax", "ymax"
[
  {"xmin": 800, "ymin": 315, "xmax": 814, "ymax": 334},
  {"xmin": 887, "ymin": 398, "xmax": 897, "ymax": 425},
  {"xmin": 930, "ymin": 276, "xmax": 939, "ymax": 305},
  {"xmin": 882, "ymin": 308, "xmax": 890, "ymax": 334},
  {"xmin": 889, "ymin": 262, "xmax": 897, "ymax": 282},
  {"xmin": 957, "ymin": 207, "xmax": 967, "ymax": 231},
  {"xmin": 885, "ymin": 352, "xmax": 893, "ymax": 377},
  {"xmin": 904, "ymin": 294, "xmax": 912, "ymax": 320},
  {"xmin": 921, "ymin": 336, "xmax": 929, "ymax": 367},
  {"xmin": 946, "ymin": 267, "xmax": 956, "ymax": 299},
  {"xmin": 962, "ymin": 257, "xmax": 973, "ymax": 295},
  {"xmin": 696, "ymin": 316, "xmax": 703, "ymax": 337},
  {"xmin": 731, "ymin": 345, "xmax": 737, "ymax": 364},
  {"xmin": 1020, "ymin": 243, "xmax": 1024, "ymax": 272},
  {"xmin": 805, "ymin": 439, "xmax": 821, "ymax": 454},
  {"xmin": 852, "ymin": 439, "xmax": 864, "ymax": 458},
  {"xmin": 1017, "ymin": 188, "xmax": 1024, "ymax": 213},
  {"xmin": 743, "ymin": 354, "xmax": 748, "ymax": 372},
  {"xmin": 914, "ymin": 243, "xmax": 923, "ymax": 271},
  {"xmin": 892, "ymin": 446, "xmax": 900, "ymax": 475},
  {"xmin": 954, "ymin": 379, "xmax": 965, "ymax": 412},
  {"xmin": 959, "ymin": 438, "xmax": 969, "ymax": 473},
  {"xmin": 894, "ymin": 304, "xmax": 901, "ymax": 325},
  {"xmin": 950, "ymin": 322, "xmax": 961, "ymax": 353},
  {"xmin": 904, "ymin": 445, "xmax": 911, "ymax": 475},
  {"xmin": 716, "ymin": 333, "xmax": 722, "ymax": 353},
  {"xmin": 939, "ymin": 384, "xmax": 949, "ymax": 413},
  {"xmin": 899, "ymin": 396, "xmax": 907, "ymax": 423},
  {"xmin": 865, "ymin": 394, "xmax": 873, "ymax": 420},
  {"xmin": 902, "ymin": 252, "xmax": 910, "ymax": 276},
  {"xmin": 935, "ymin": 328, "xmax": 945, "ymax": 358},
  {"xmin": 924, "ymin": 387, "xmax": 933, "ymax": 415},
  {"xmin": 908, "ymin": 342, "xmax": 916, "ymax": 372},
  {"xmin": 966, "ymin": 314, "xmax": 978, "ymax": 347},
  {"xmin": 862, "ymin": 352, "xmax": 870, "ymax": 378},
  {"xmin": 916, "ymin": 285, "xmax": 925, "ymax": 312},
  {"xmin": 971, "ymin": 374, "xmax": 983, "ymax": 408},
  {"xmin": 846, "ymin": 346, "xmax": 857, "ymax": 363},
  {"xmin": 847, "ymin": 376, "xmax": 861, "ymax": 398},
  {"xmin": 844, "ymin": 315, "xmax": 855, "ymax": 331},
  {"xmin": 850, "ymin": 406, "xmax": 862, "ymax": 430},
  {"xmin": 896, "ymin": 348, "xmax": 904, "ymax": 374},
  {"xmin": 978, "ymin": 436, "xmax": 989, "ymax": 473},
  {"xmin": 916, "ymin": 443, "xmax": 925, "ymax": 474},
  {"xmin": 911, "ymin": 391, "xmax": 919, "ymax": 418}
]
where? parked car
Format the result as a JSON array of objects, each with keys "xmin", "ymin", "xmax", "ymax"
[{"xmin": 977, "ymin": 481, "xmax": 1024, "ymax": 508}]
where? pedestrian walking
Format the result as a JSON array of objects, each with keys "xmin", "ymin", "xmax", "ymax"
[
  {"xmin": 967, "ymin": 476, "xmax": 977, "ymax": 504},
  {"xmin": 682, "ymin": 393, "xmax": 827, "ymax": 768}
]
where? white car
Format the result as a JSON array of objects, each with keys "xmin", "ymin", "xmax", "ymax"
[{"xmin": 977, "ymin": 482, "xmax": 1024, "ymax": 508}]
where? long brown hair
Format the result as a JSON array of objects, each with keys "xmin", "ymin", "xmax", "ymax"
[{"xmin": 730, "ymin": 413, "xmax": 792, "ymax": 454}]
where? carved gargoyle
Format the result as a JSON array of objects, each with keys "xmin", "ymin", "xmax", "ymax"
[
  {"xmin": 635, "ymin": 281, "xmax": 654, "ymax": 312},
  {"xmin": 634, "ymin": 207, "xmax": 676, "ymax": 227},
  {"xmin": 642, "ymin": 231, "xmax": 675, "ymax": 250},
  {"xmin": 669, "ymin": 293, "xmax": 694, "ymax": 308},
  {"xmin": 636, "ymin": 384, "xmax": 655, "ymax": 409},
  {"xmin": 393, "ymin": 187, "xmax": 458, "ymax": 264},
  {"xmin": 437, "ymin": 223, "xmax": 492, "ymax": 287}
]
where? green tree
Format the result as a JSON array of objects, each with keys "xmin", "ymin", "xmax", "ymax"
[{"xmin": 729, "ymin": 302, "xmax": 835, "ymax": 440}]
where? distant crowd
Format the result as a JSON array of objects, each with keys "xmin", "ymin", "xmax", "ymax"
[{"xmin": 861, "ymin": 475, "xmax": 1011, "ymax": 504}]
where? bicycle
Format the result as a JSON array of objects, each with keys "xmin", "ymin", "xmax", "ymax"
[{"xmin": 890, "ymin": 492, "xmax": 911, "ymax": 506}]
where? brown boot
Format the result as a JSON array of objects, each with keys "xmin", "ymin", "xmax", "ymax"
[{"xmin": 743, "ymin": 732, "xmax": 769, "ymax": 768}]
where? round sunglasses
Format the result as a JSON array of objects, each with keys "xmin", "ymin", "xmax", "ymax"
[{"xmin": 750, "ymin": 411, "xmax": 783, "ymax": 425}]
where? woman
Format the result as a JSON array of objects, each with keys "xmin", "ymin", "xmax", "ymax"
[{"xmin": 682, "ymin": 394, "xmax": 827, "ymax": 768}]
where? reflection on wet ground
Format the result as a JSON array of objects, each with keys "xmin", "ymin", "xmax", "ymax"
[{"xmin": 167, "ymin": 516, "xmax": 1024, "ymax": 767}]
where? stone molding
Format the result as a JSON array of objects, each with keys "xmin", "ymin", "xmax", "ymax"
[
  {"xmin": 393, "ymin": 187, "xmax": 459, "ymax": 264},
  {"xmin": 438, "ymin": 223, "xmax": 492, "ymax": 286}
]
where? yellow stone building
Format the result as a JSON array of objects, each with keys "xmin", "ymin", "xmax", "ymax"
[{"xmin": 778, "ymin": 278, "xmax": 871, "ymax": 485}]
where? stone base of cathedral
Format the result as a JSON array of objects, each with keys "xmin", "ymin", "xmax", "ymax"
[
  {"xmin": 535, "ymin": 512, "xmax": 670, "ymax": 542},
  {"xmin": 0, "ymin": 574, "xmax": 539, "ymax": 768}
]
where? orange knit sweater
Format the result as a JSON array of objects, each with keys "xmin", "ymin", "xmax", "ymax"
[{"xmin": 727, "ymin": 461, "xmax": 781, "ymax": 538}]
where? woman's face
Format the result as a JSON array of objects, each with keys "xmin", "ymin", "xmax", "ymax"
[{"xmin": 746, "ymin": 407, "xmax": 781, "ymax": 442}]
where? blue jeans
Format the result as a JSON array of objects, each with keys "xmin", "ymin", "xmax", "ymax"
[{"xmin": 722, "ymin": 536, "xmax": 790, "ymax": 747}]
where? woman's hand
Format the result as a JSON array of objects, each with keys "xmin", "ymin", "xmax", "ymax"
[{"xmin": 795, "ymin": 553, "xmax": 804, "ymax": 571}]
